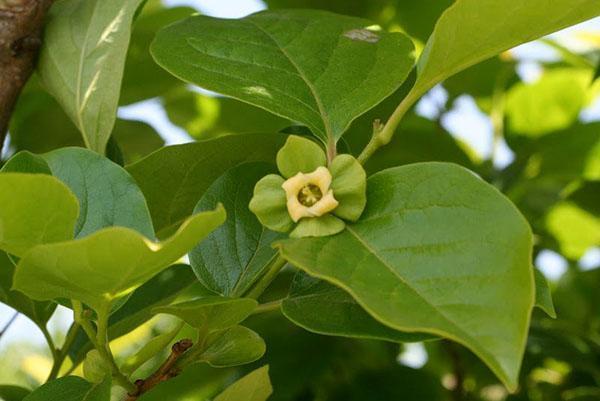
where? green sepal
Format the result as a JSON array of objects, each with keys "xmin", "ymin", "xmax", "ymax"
[
  {"xmin": 249, "ymin": 174, "xmax": 294, "ymax": 233},
  {"xmin": 290, "ymin": 215, "xmax": 345, "ymax": 238},
  {"xmin": 276, "ymin": 136, "xmax": 326, "ymax": 178},
  {"xmin": 330, "ymin": 154, "xmax": 367, "ymax": 222}
]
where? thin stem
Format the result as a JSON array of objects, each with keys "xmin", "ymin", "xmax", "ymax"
[
  {"xmin": 252, "ymin": 299, "xmax": 283, "ymax": 315},
  {"xmin": 46, "ymin": 321, "xmax": 80, "ymax": 382},
  {"xmin": 326, "ymin": 136, "xmax": 337, "ymax": 165},
  {"xmin": 245, "ymin": 254, "xmax": 287, "ymax": 299},
  {"xmin": 40, "ymin": 324, "xmax": 59, "ymax": 362},
  {"xmin": 72, "ymin": 301, "xmax": 136, "ymax": 393},
  {"xmin": 357, "ymin": 88, "xmax": 423, "ymax": 164},
  {"xmin": 0, "ymin": 311, "xmax": 18, "ymax": 341}
]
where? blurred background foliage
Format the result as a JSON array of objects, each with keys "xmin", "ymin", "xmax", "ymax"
[{"xmin": 1, "ymin": 1, "xmax": 599, "ymax": 400}]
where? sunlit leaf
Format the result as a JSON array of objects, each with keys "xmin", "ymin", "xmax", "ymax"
[
  {"xmin": 13, "ymin": 206, "xmax": 225, "ymax": 312},
  {"xmin": 278, "ymin": 162, "xmax": 534, "ymax": 390},
  {"xmin": 0, "ymin": 173, "xmax": 78, "ymax": 257},
  {"xmin": 37, "ymin": 0, "xmax": 146, "ymax": 153},
  {"xmin": 213, "ymin": 366, "xmax": 272, "ymax": 401},
  {"xmin": 154, "ymin": 297, "xmax": 257, "ymax": 331}
]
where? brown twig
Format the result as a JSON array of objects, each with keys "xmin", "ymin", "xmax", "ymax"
[
  {"xmin": 125, "ymin": 339, "xmax": 193, "ymax": 401},
  {"xmin": 0, "ymin": 0, "xmax": 53, "ymax": 152}
]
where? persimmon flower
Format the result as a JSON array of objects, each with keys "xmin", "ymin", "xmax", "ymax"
[{"xmin": 249, "ymin": 135, "xmax": 367, "ymax": 238}]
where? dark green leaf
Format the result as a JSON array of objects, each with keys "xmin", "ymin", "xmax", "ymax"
[
  {"xmin": 126, "ymin": 133, "xmax": 286, "ymax": 235},
  {"xmin": 282, "ymin": 272, "xmax": 435, "ymax": 343},
  {"xmin": 151, "ymin": 10, "xmax": 415, "ymax": 143},
  {"xmin": 0, "ymin": 385, "xmax": 30, "ymax": 401},
  {"xmin": 190, "ymin": 163, "xmax": 283, "ymax": 296}
]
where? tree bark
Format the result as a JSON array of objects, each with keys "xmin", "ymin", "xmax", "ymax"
[{"xmin": 0, "ymin": 0, "xmax": 53, "ymax": 151}]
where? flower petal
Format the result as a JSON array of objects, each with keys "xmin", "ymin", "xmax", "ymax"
[
  {"xmin": 289, "ymin": 215, "xmax": 345, "ymax": 238},
  {"xmin": 249, "ymin": 174, "xmax": 294, "ymax": 232},
  {"xmin": 330, "ymin": 154, "xmax": 367, "ymax": 221},
  {"xmin": 276, "ymin": 135, "xmax": 326, "ymax": 178},
  {"xmin": 307, "ymin": 190, "xmax": 338, "ymax": 217}
]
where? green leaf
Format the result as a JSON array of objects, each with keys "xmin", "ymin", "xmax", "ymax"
[
  {"xmin": 0, "ymin": 251, "xmax": 56, "ymax": 328},
  {"xmin": 505, "ymin": 68, "xmax": 592, "ymax": 137},
  {"xmin": 190, "ymin": 163, "xmax": 283, "ymax": 296},
  {"xmin": 214, "ymin": 366, "xmax": 272, "ymax": 401},
  {"xmin": 22, "ymin": 376, "xmax": 110, "ymax": 401},
  {"xmin": 163, "ymin": 89, "xmax": 290, "ymax": 139},
  {"xmin": 154, "ymin": 297, "xmax": 257, "ymax": 331},
  {"xmin": 3, "ymin": 148, "xmax": 155, "ymax": 238},
  {"xmin": 37, "ymin": 0, "xmax": 145, "ymax": 153},
  {"xmin": 0, "ymin": 173, "xmax": 78, "ymax": 257},
  {"xmin": 199, "ymin": 326, "xmax": 266, "ymax": 367},
  {"xmin": 0, "ymin": 385, "xmax": 30, "ymax": 401},
  {"xmin": 282, "ymin": 272, "xmax": 435, "ymax": 343},
  {"xmin": 137, "ymin": 363, "xmax": 232, "ymax": 401},
  {"xmin": 151, "ymin": 10, "xmax": 415, "ymax": 143},
  {"xmin": 545, "ymin": 202, "xmax": 599, "ymax": 260},
  {"xmin": 277, "ymin": 162, "xmax": 534, "ymax": 390},
  {"xmin": 126, "ymin": 134, "xmax": 286, "ymax": 235},
  {"xmin": 121, "ymin": 321, "xmax": 184, "ymax": 375},
  {"xmin": 120, "ymin": 6, "xmax": 195, "ymax": 105},
  {"xmin": 276, "ymin": 136, "xmax": 326, "ymax": 178},
  {"xmin": 534, "ymin": 268, "xmax": 556, "ymax": 318},
  {"xmin": 41, "ymin": 147, "xmax": 155, "ymax": 239},
  {"xmin": 407, "ymin": 0, "xmax": 600, "ymax": 105},
  {"xmin": 8, "ymin": 84, "xmax": 164, "ymax": 162},
  {"xmin": 12, "ymin": 206, "xmax": 225, "ymax": 312}
]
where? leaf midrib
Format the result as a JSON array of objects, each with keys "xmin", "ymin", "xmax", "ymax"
[
  {"xmin": 345, "ymin": 226, "xmax": 476, "ymax": 343},
  {"xmin": 246, "ymin": 18, "xmax": 333, "ymax": 142}
]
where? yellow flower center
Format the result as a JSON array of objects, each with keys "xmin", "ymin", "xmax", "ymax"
[
  {"xmin": 281, "ymin": 167, "xmax": 339, "ymax": 222},
  {"xmin": 297, "ymin": 184, "xmax": 322, "ymax": 206}
]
